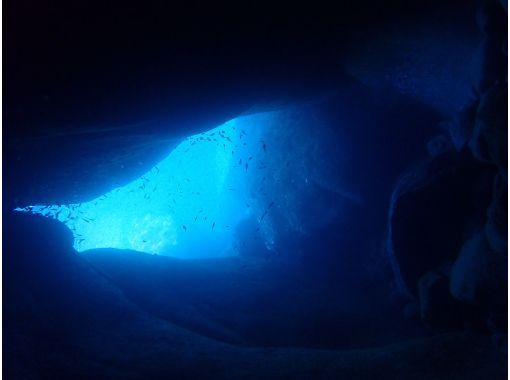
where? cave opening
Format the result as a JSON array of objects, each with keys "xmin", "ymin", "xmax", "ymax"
[{"xmin": 14, "ymin": 111, "xmax": 284, "ymax": 259}]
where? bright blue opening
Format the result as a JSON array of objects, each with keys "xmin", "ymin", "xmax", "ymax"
[{"xmin": 15, "ymin": 111, "xmax": 279, "ymax": 259}]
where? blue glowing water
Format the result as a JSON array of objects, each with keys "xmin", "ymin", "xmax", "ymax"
[{"xmin": 15, "ymin": 111, "xmax": 278, "ymax": 259}]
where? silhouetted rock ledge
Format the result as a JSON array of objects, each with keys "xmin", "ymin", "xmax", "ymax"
[{"xmin": 4, "ymin": 214, "xmax": 507, "ymax": 379}]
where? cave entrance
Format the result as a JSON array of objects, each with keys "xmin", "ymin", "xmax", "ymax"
[{"xmin": 15, "ymin": 111, "xmax": 280, "ymax": 259}]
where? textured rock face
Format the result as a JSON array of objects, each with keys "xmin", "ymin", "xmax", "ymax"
[
  {"xmin": 485, "ymin": 173, "xmax": 508, "ymax": 254},
  {"xmin": 441, "ymin": 98, "xmax": 479, "ymax": 151},
  {"xmin": 450, "ymin": 232, "xmax": 506, "ymax": 309},
  {"xmin": 418, "ymin": 271, "xmax": 477, "ymax": 329},
  {"xmin": 388, "ymin": 0, "xmax": 507, "ymax": 338},
  {"xmin": 469, "ymin": 82, "xmax": 508, "ymax": 171},
  {"xmin": 390, "ymin": 156, "xmax": 506, "ymax": 335},
  {"xmin": 389, "ymin": 151, "xmax": 495, "ymax": 295},
  {"xmin": 426, "ymin": 134, "xmax": 454, "ymax": 157}
]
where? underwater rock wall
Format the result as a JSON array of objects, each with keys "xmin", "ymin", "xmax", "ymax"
[
  {"xmin": 240, "ymin": 89, "xmax": 441, "ymax": 265},
  {"xmin": 242, "ymin": 106, "xmax": 364, "ymax": 253},
  {"xmin": 388, "ymin": 0, "xmax": 507, "ymax": 342}
]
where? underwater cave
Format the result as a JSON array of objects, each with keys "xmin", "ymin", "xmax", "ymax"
[
  {"xmin": 3, "ymin": 1, "xmax": 508, "ymax": 379},
  {"xmin": 14, "ymin": 112, "xmax": 278, "ymax": 258}
]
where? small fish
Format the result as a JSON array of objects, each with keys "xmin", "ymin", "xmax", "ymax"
[
  {"xmin": 182, "ymin": 225, "xmax": 187, "ymax": 231},
  {"xmin": 239, "ymin": 159, "xmax": 242, "ymax": 165},
  {"xmin": 245, "ymin": 163, "xmax": 248, "ymax": 172},
  {"xmin": 248, "ymin": 156, "xmax": 252, "ymax": 160},
  {"xmin": 212, "ymin": 222, "xmax": 215, "ymax": 230},
  {"xmin": 263, "ymin": 143, "xmax": 266, "ymax": 152}
]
